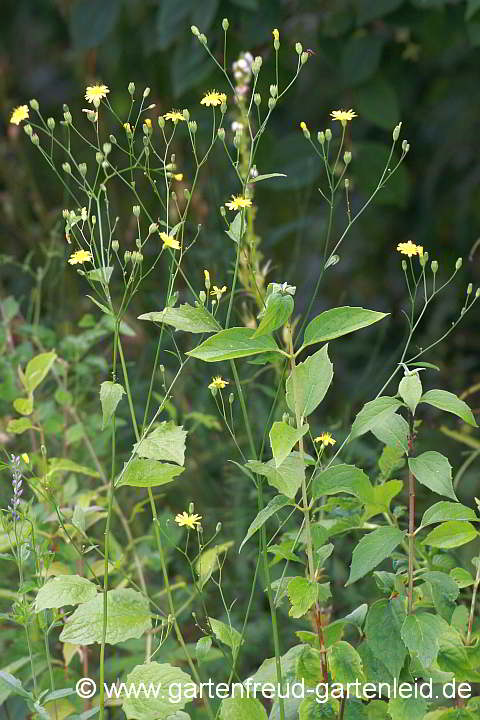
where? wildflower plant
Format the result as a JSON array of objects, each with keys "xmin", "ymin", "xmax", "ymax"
[{"xmin": 1, "ymin": 17, "xmax": 480, "ymax": 720}]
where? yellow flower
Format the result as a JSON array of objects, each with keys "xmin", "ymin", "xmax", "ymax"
[
  {"xmin": 273, "ymin": 29, "xmax": 280, "ymax": 43},
  {"xmin": 85, "ymin": 84, "xmax": 110, "ymax": 104},
  {"xmin": 175, "ymin": 511, "xmax": 202, "ymax": 529},
  {"xmin": 124, "ymin": 122, "xmax": 132, "ymax": 133},
  {"xmin": 314, "ymin": 432, "xmax": 336, "ymax": 447},
  {"xmin": 10, "ymin": 105, "xmax": 29, "ymax": 125},
  {"xmin": 330, "ymin": 108, "xmax": 357, "ymax": 126},
  {"xmin": 200, "ymin": 90, "xmax": 227, "ymax": 107},
  {"xmin": 160, "ymin": 232, "xmax": 181, "ymax": 250},
  {"xmin": 225, "ymin": 195, "xmax": 252, "ymax": 211},
  {"xmin": 164, "ymin": 110, "xmax": 185, "ymax": 123},
  {"xmin": 21, "ymin": 453, "xmax": 30, "ymax": 464},
  {"xmin": 397, "ymin": 240, "xmax": 423, "ymax": 258},
  {"xmin": 68, "ymin": 249, "xmax": 93, "ymax": 265},
  {"xmin": 173, "ymin": 173, "xmax": 183, "ymax": 181},
  {"xmin": 204, "ymin": 269, "xmax": 211, "ymax": 286},
  {"xmin": 210, "ymin": 285, "xmax": 227, "ymax": 301},
  {"xmin": 300, "ymin": 121, "xmax": 307, "ymax": 131},
  {"xmin": 144, "ymin": 118, "xmax": 152, "ymax": 128},
  {"xmin": 209, "ymin": 376, "xmax": 229, "ymax": 390}
]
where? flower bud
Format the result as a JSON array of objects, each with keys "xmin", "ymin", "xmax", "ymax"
[
  {"xmin": 47, "ymin": 117, "xmax": 55, "ymax": 131},
  {"xmin": 124, "ymin": 250, "xmax": 132, "ymax": 263},
  {"xmin": 189, "ymin": 502, "xmax": 195, "ymax": 514},
  {"xmin": 222, "ymin": 18, "xmax": 229, "ymax": 31},
  {"xmin": 233, "ymin": 133, "xmax": 241, "ymax": 148},
  {"xmin": 216, "ymin": 522, "xmax": 222, "ymax": 533},
  {"xmin": 128, "ymin": 82, "xmax": 135, "ymax": 96},
  {"xmin": 455, "ymin": 257, "xmax": 463, "ymax": 271},
  {"xmin": 217, "ymin": 127, "xmax": 225, "ymax": 141},
  {"xmin": 467, "ymin": 283, "xmax": 473, "ymax": 295},
  {"xmin": 252, "ymin": 56, "xmax": 263, "ymax": 75},
  {"xmin": 301, "ymin": 52, "xmax": 309, "ymax": 65},
  {"xmin": 402, "ymin": 260, "xmax": 408, "ymax": 271},
  {"xmin": 295, "ymin": 42, "xmax": 303, "ymax": 55},
  {"xmin": 221, "ymin": 101, "xmax": 227, "ymax": 114},
  {"xmin": 318, "ymin": 131, "xmax": 325, "ymax": 145},
  {"xmin": 402, "ymin": 140, "xmax": 410, "ymax": 152},
  {"xmin": 199, "ymin": 290, "xmax": 206, "ymax": 303},
  {"xmin": 270, "ymin": 84, "xmax": 277, "ymax": 98},
  {"xmin": 158, "ymin": 116, "xmax": 165, "ymax": 129},
  {"xmin": 300, "ymin": 121, "xmax": 310, "ymax": 139},
  {"xmin": 325, "ymin": 128, "xmax": 332, "ymax": 141},
  {"xmin": 344, "ymin": 178, "xmax": 350, "ymax": 189},
  {"xmin": 132, "ymin": 205, "xmax": 141, "ymax": 217},
  {"xmin": 31, "ymin": 133, "xmax": 39, "ymax": 145},
  {"xmin": 63, "ymin": 111, "xmax": 72, "ymax": 124},
  {"xmin": 95, "ymin": 152, "xmax": 103, "ymax": 164},
  {"xmin": 254, "ymin": 93, "xmax": 261, "ymax": 106},
  {"xmin": 199, "ymin": 33, "xmax": 207, "ymax": 45},
  {"xmin": 191, "ymin": 25, "xmax": 200, "ymax": 37},
  {"xmin": 476, "ymin": 288, "xmax": 480, "ymax": 298},
  {"xmin": 431, "ymin": 260, "xmax": 438, "ymax": 274},
  {"xmin": 62, "ymin": 162, "xmax": 71, "ymax": 174},
  {"xmin": 79, "ymin": 163, "xmax": 87, "ymax": 177},
  {"xmin": 143, "ymin": 87, "xmax": 151, "ymax": 98},
  {"xmin": 189, "ymin": 121, "xmax": 197, "ymax": 133},
  {"xmin": 343, "ymin": 151, "xmax": 351, "ymax": 165},
  {"xmin": 109, "ymin": 134, "xmax": 117, "ymax": 144},
  {"xmin": 184, "ymin": 188, "xmax": 190, "ymax": 201},
  {"xmin": 229, "ymin": 393, "xmax": 234, "ymax": 405},
  {"xmin": 220, "ymin": 206, "xmax": 226, "ymax": 217},
  {"xmin": 393, "ymin": 122, "xmax": 402, "ymax": 141},
  {"xmin": 268, "ymin": 97, "xmax": 276, "ymax": 111},
  {"xmin": 103, "ymin": 142, "xmax": 112, "ymax": 155},
  {"xmin": 29, "ymin": 99, "xmax": 39, "ymax": 111},
  {"xmin": 419, "ymin": 252, "xmax": 428, "ymax": 267},
  {"xmin": 24, "ymin": 124, "xmax": 33, "ymax": 137},
  {"xmin": 182, "ymin": 108, "xmax": 190, "ymax": 121},
  {"xmin": 149, "ymin": 222, "xmax": 158, "ymax": 235}
]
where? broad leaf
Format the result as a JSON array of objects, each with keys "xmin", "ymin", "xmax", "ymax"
[
  {"xmin": 420, "ymin": 502, "xmax": 478, "ymax": 528},
  {"xmin": 253, "ymin": 293, "xmax": 294, "ymax": 338},
  {"xmin": 195, "ymin": 542, "xmax": 234, "ymax": 589},
  {"xmin": 423, "ymin": 571, "xmax": 459, "ymax": 622},
  {"xmin": 286, "ymin": 345, "xmax": 333, "ymax": 417},
  {"xmin": 226, "ymin": 211, "xmax": 246, "ymax": 243},
  {"xmin": 287, "ymin": 577, "xmax": 330, "ymax": 618},
  {"xmin": 350, "ymin": 397, "xmax": 402, "ymax": 440},
  {"xmin": 138, "ymin": 303, "xmax": 221, "ymax": 333},
  {"xmin": 372, "ymin": 412, "xmax": 409, "ymax": 452},
  {"xmin": 423, "ymin": 521, "xmax": 478, "ymax": 549},
  {"xmin": 329, "ymin": 641, "xmax": 365, "ymax": 686},
  {"xmin": 6, "ymin": 418, "xmax": 33, "ymax": 434},
  {"xmin": 122, "ymin": 662, "xmax": 194, "ymax": 720},
  {"xmin": 99, "ymin": 381, "xmax": 125, "ymax": 429},
  {"xmin": 35, "ymin": 575, "xmax": 97, "ymax": 612},
  {"xmin": 400, "ymin": 613, "xmax": 445, "ymax": 668},
  {"xmin": 303, "ymin": 306, "xmax": 388, "ymax": 348},
  {"xmin": 13, "ymin": 396, "xmax": 33, "ymax": 415},
  {"xmin": 59, "ymin": 588, "xmax": 151, "ymax": 645},
  {"xmin": 409, "ymin": 451, "xmax": 457, "ymax": 501},
  {"xmin": 134, "ymin": 421, "xmax": 187, "ymax": 465},
  {"xmin": 365, "ymin": 598, "xmax": 407, "ymax": 680},
  {"xmin": 219, "ymin": 697, "xmax": 268, "ymax": 720},
  {"xmin": 208, "ymin": 617, "xmax": 243, "ymax": 657},
  {"xmin": 398, "ymin": 373, "xmax": 422, "ymax": 415},
  {"xmin": 246, "ymin": 454, "xmax": 304, "ymax": 499},
  {"xmin": 23, "ymin": 352, "xmax": 57, "ymax": 393},
  {"xmin": 421, "ymin": 389, "xmax": 477, "ymax": 428},
  {"xmin": 313, "ymin": 464, "xmax": 374, "ymax": 505},
  {"xmin": 187, "ymin": 327, "xmax": 280, "ymax": 362},
  {"xmin": 116, "ymin": 458, "xmax": 184, "ymax": 488},
  {"xmin": 239, "ymin": 494, "xmax": 291, "ymax": 551},
  {"xmin": 387, "ymin": 696, "xmax": 429, "ymax": 720},
  {"xmin": 346, "ymin": 527, "xmax": 406, "ymax": 586},
  {"xmin": 270, "ymin": 421, "xmax": 309, "ymax": 468}
]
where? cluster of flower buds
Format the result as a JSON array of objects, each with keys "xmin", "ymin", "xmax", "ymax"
[
  {"xmin": 63, "ymin": 207, "xmax": 88, "ymax": 243},
  {"xmin": 232, "ymin": 52, "xmax": 254, "ymax": 98}
]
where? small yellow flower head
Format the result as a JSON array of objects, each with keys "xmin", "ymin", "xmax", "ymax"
[
  {"xmin": 397, "ymin": 240, "xmax": 423, "ymax": 258},
  {"xmin": 124, "ymin": 122, "xmax": 132, "ymax": 133},
  {"xmin": 314, "ymin": 432, "xmax": 336, "ymax": 447},
  {"xmin": 210, "ymin": 285, "xmax": 227, "ymax": 301},
  {"xmin": 10, "ymin": 105, "xmax": 29, "ymax": 125},
  {"xmin": 175, "ymin": 511, "xmax": 202, "ymax": 529},
  {"xmin": 200, "ymin": 90, "xmax": 227, "ymax": 107},
  {"xmin": 209, "ymin": 376, "xmax": 229, "ymax": 390},
  {"xmin": 204, "ymin": 269, "xmax": 211, "ymax": 289},
  {"xmin": 164, "ymin": 110, "xmax": 186, "ymax": 123},
  {"xmin": 173, "ymin": 173, "xmax": 183, "ymax": 181},
  {"xmin": 330, "ymin": 108, "xmax": 357, "ymax": 126},
  {"xmin": 273, "ymin": 29, "xmax": 279, "ymax": 42},
  {"xmin": 300, "ymin": 121, "xmax": 310, "ymax": 139},
  {"xmin": 85, "ymin": 84, "xmax": 110, "ymax": 106},
  {"xmin": 68, "ymin": 249, "xmax": 93, "ymax": 265},
  {"xmin": 21, "ymin": 453, "xmax": 30, "ymax": 464},
  {"xmin": 225, "ymin": 195, "xmax": 252, "ymax": 211},
  {"xmin": 160, "ymin": 232, "xmax": 181, "ymax": 250},
  {"xmin": 144, "ymin": 118, "xmax": 152, "ymax": 128}
]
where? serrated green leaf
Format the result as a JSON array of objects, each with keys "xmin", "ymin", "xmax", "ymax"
[
  {"xmin": 372, "ymin": 412, "xmax": 409, "ymax": 452},
  {"xmin": 59, "ymin": 588, "xmax": 151, "ymax": 645},
  {"xmin": 409, "ymin": 452, "xmax": 457, "ymax": 501},
  {"xmin": 365, "ymin": 598, "xmax": 407, "ymax": 680},
  {"xmin": 6, "ymin": 417, "xmax": 33, "ymax": 434},
  {"xmin": 85, "ymin": 266, "xmax": 113, "ymax": 283},
  {"xmin": 208, "ymin": 617, "xmax": 243, "ymax": 657},
  {"xmin": 346, "ymin": 527, "xmax": 406, "ymax": 586},
  {"xmin": 239, "ymin": 494, "xmax": 291, "ymax": 551},
  {"xmin": 253, "ymin": 293, "xmax": 294, "ymax": 338},
  {"xmin": 219, "ymin": 697, "xmax": 268, "ymax": 720},
  {"xmin": 313, "ymin": 464, "xmax": 374, "ymax": 504},
  {"xmin": 23, "ymin": 351, "xmax": 57, "ymax": 393},
  {"xmin": 99, "ymin": 381, "xmax": 125, "ymax": 429},
  {"xmin": 423, "ymin": 571, "xmax": 459, "ymax": 622},
  {"xmin": 138, "ymin": 303, "xmax": 221, "ymax": 333},
  {"xmin": 350, "ymin": 397, "xmax": 403, "ymax": 440},
  {"xmin": 303, "ymin": 307, "xmax": 388, "ymax": 349},
  {"xmin": 387, "ymin": 696, "xmax": 429, "ymax": 720},
  {"xmin": 270, "ymin": 421, "xmax": 309, "ymax": 468},
  {"xmin": 398, "ymin": 373, "xmax": 423, "ymax": 415},
  {"xmin": 378, "ymin": 446, "xmax": 405, "ymax": 480},
  {"xmin": 400, "ymin": 613, "xmax": 445, "ymax": 668},
  {"xmin": 329, "ymin": 641, "xmax": 365, "ymax": 686},
  {"xmin": 421, "ymin": 502, "xmax": 478, "ymax": 528},
  {"xmin": 421, "ymin": 389, "xmax": 477, "ymax": 428},
  {"xmin": 286, "ymin": 345, "xmax": 333, "ymax": 417},
  {"xmin": 287, "ymin": 577, "xmax": 330, "ymax": 618},
  {"xmin": 450, "ymin": 568, "xmax": 474, "ymax": 588},
  {"xmin": 246, "ymin": 454, "xmax": 304, "ymax": 499},
  {"xmin": 35, "ymin": 575, "xmax": 97, "ymax": 612},
  {"xmin": 116, "ymin": 458, "xmax": 184, "ymax": 488},
  {"xmin": 134, "ymin": 421, "xmax": 187, "ymax": 465},
  {"xmin": 423, "ymin": 521, "xmax": 478, "ymax": 549},
  {"xmin": 13, "ymin": 396, "xmax": 33, "ymax": 415},
  {"xmin": 122, "ymin": 662, "xmax": 194, "ymax": 719},
  {"xmin": 187, "ymin": 327, "xmax": 280, "ymax": 362}
]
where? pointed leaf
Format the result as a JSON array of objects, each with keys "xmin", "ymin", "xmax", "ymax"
[
  {"xmin": 350, "ymin": 397, "xmax": 403, "ymax": 440},
  {"xmin": 387, "ymin": 697, "xmax": 429, "ymax": 720},
  {"xmin": 219, "ymin": 697, "xmax": 268, "ymax": 720},
  {"xmin": 346, "ymin": 527, "xmax": 406, "ymax": 586},
  {"xmin": 208, "ymin": 617, "xmax": 243, "ymax": 656},
  {"xmin": 400, "ymin": 613, "xmax": 445, "ymax": 668},
  {"xmin": 270, "ymin": 421, "xmax": 309, "ymax": 467},
  {"xmin": 423, "ymin": 521, "xmax": 478, "ymax": 549},
  {"xmin": 134, "ymin": 421, "xmax": 186, "ymax": 465},
  {"xmin": 398, "ymin": 373, "xmax": 422, "ymax": 415},
  {"xmin": 372, "ymin": 412, "xmax": 409, "ymax": 452},
  {"xmin": 116, "ymin": 458, "xmax": 184, "ymax": 488},
  {"xmin": 409, "ymin": 451, "xmax": 457, "ymax": 501},
  {"xmin": 421, "ymin": 502, "xmax": 478, "ymax": 528},
  {"xmin": 122, "ymin": 662, "xmax": 194, "ymax": 720},
  {"xmin": 239, "ymin": 494, "xmax": 291, "ymax": 551},
  {"xmin": 99, "ymin": 381, "xmax": 125, "ymax": 429},
  {"xmin": 303, "ymin": 306, "xmax": 388, "ymax": 348},
  {"xmin": 35, "ymin": 575, "xmax": 97, "ymax": 612},
  {"xmin": 138, "ymin": 303, "xmax": 221, "ymax": 333},
  {"xmin": 248, "ymin": 172, "xmax": 287, "ymax": 184},
  {"xmin": 329, "ymin": 641, "xmax": 365, "ymax": 686},
  {"xmin": 187, "ymin": 327, "xmax": 280, "ymax": 362},
  {"xmin": 253, "ymin": 293, "xmax": 294, "ymax": 338},
  {"xmin": 287, "ymin": 577, "xmax": 330, "ymax": 618},
  {"xmin": 286, "ymin": 345, "xmax": 333, "ymax": 417},
  {"xmin": 365, "ymin": 598, "xmax": 407, "ymax": 680},
  {"xmin": 23, "ymin": 352, "xmax": 57, "ymax": 393},
  {"xmin": 313, "ymin": 464, "xmax": 374, "ymax": 505},
  {"xmin": 246, "ymin": 454, "xmax": 304, "ymax": 499},
  {"xmin": 421, "ymin": 389, "xmax": 477, "ymax": 427}
]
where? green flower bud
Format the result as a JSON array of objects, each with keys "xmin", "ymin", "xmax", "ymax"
[
  {"xmin": 63, "ymin": 111, "xmax": 72, "ymax": 124},
  {"xmin": 24, "ymin": 124, "xmax": 33, "ymax": 137},
  {"xmin": 217, "ymin": 127, "xmax": 225, "ymax": 141},
  {"xmin": 301, "ymin": 51, "xmax": 309, "ymax": 65},
  {"xmin": 402, "ymin": 140, "xmax": 410, "ymax": 153},
  {"xmin": 143, "ymin": 87, "xmax": 151, "ymax": 98},
  {"xmin": 222, "ymin": 18, "xmax": 229, "ymax": 31},
  {"xmin": 343, "ymin": 151, "xmax": 351, "ymax": 165},
  {"xmin": 325, "ymin": 128, "xmax": 332, "ymax": 142},
  {"xmin": 274, "ymin": 38, "xmax": 280, "ymax": 51},
  {"xmin": 79, "ymin": 163, "xmax": 87, "ymax": 177},
  {"xmin": 199, "ymin": 290, "xmax": 206, "ymax": 304},
  {"xmin": 29, "ymin": 99, "xmax": 39, "ymax": 111},
  {"xmin": 229, "ymin": 393, "xmax": 234, "ymax": 405},
  {"xmin": 171, "ymin": 191, "xmax": 177, "ymax": 201},
  {"xmin": 268, "ymin": 97, "xmax": 276, "ymax": 111},
  {"xmin": 419, "ymin": 252, "xmax": 428, "ymax": 267},
  {"xmin": 103, "ymin": 142, "xmax": 111, "ymax": 155},
  {"xmin": 199, "ymin": 33, "xmax": 207, "ymax": 45},
  {"xmin": 233, "ymin": 133, "xmax": 241, "ymax": 148},
  {"xmin": 220, "ymin": 206, "xmax": 226, "ymax": 218},
  {"xmin": 128, "ymin": 82, "xmax": 135, "ymax": 96},
  {"xmin": 318, "ymin": 131, "xmax": 325, "ymax": 145},
  {"xmin": 132, "ymin": 205, "xmax": 141, "ymax": 217},
  {"xmin": 467, "ymin": 283, "xmax": 473, "ymax": 295},
  {"xmin": 62, "ymin": 162, "xmax": 71, "ymax": 174},
  {"xmin": 476, "ymin": 288, "xmax": 480, "ymax": 298},
  {"xmin": 112, "ymin": 240, "xmax": 119, "ymax": 252},
  {"xmin": 221, "ymin": 101, "xmax": 227, "ymax": 114},
  {"xmin": 189, "ymin": 121, "xmax": 197, "ymax": 133},
  {"xmin": 191, "ymin": 25, "xmax": 200, "ymax": 37},
  {"xmin": 184, "ymin": 188, "xmax": 190, "ymax": 201},
  {"xmin": 393, "ymin": 122, "xmax": 402, "ymax": 141},
  {"xmin": 252, "ymin": 56, "xmax": 263, "ymax": 75},
  {"xmin": 47, "ymin": 117, "xmax": 55, "ymax": 131},
  {"xmin": 31, "ymin": 133, "xmax": 39, "ymax": 145},
  {"xmin": 95, "ymin": 152, "xmax": 103, "ymax": 164},
  {"xmin": 402, "ymin": 260, "xmax": 408, "ymax": 271},
  {"xmin": 183, "ymin": 108, "xmax": 190, "ymax": 121},
  {"xmin": 109, "ymin": 134, "xmax": 117, "ymax": 144},
  {"xmin": 149, "ymin": 222, "xmax": 158, "ymax": 234},
  {"xmin": 124, "ymin": 250, "xmax": 132, "ymax": 263},
  {"xmin": 455, "ymin": 257, "xmax": 463, "ymax": 270},
  {"xmin": 270, "ymin": 84, "xmax": 277, "ymax": 98},
  {"xmin": 344, "ymin": 178, "xmax": 350, "ymax": 189},
  {"xmin": 254, "ymin": 93, "xmax": 261, "ymax": 106},
  {"xmin": 295, "ymin": 42, "xmax": 303, "ymax": 55},
  {"xmin": 216, "ymin": 522, "xmax": 222, "ymax": 533},
  {"xmin": 158, "ymin": 116, "xmax": 165, "ymax": 129},
  {"xmin": 431, "ymin": 260, "xmax": 438, "ymax": 274}
]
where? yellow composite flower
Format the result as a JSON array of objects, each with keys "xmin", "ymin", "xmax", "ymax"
[
  {"xmin": 210, "ymin": 285, "xmax": 227, "ymax": 301},
  {"xmin": 85, "ymin": 84, "xmax": 110, "ymax": 104},
  {"xmin": 175, "ymin": 511, "xmax": 202, "ymax": 529},
  {"xmin": 225, "ymin": 195, "xmax": 252, "ymax": 211},
  {"xmin": 173, "ymin": 173, "xmax": 183, "ymax": 181},
  {"xmin": 124, "ymin": 122, "xmax": 132, "ymax": 133},
  {"xmin": 314, "ymin": 432, "xmax": 336, "ymax": 447},
  {"xmin": 68, "ymin": 249, "xmax": 93, "ymax": 265},
  {"xmin": 160, "ymin": 232, "xmax": 181, "ymax": 250},
  {"xmin": 21, "ymin": 453, "xmax": 30, "ymax": 464},
  {"xmin": 10, "ymin": 105, "xmax": 29, "ymax": 125},
  {"xmin": 397, "ymin": 240, "xmax": 423, "ymax": 258},
  {"xmin": 144, "ymin": 118, "xmax": 152, "ymax": 128},
  {"xmin": 200, "ymin": 90, "xmax": 227, "ymax": 107},
  {"xmin": 204, "ymin": 269, "xmax": 211, "ymax": 285},
  {"xmin": 164, "ymin": 110, "xmax": 185, "ymax": 123},
  {"xmin": 209, "ymin": 376, "xmax": 229, "ymax": 390},
  {"xmin": 273, "ymin": 28, "xmax": 280, "ymax": 43},
  {"xmin": 330, "ymin": 108, "xmax": 357, "ymax": 126}
]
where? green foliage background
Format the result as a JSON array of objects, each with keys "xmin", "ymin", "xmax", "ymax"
[{"xmin": 1, "ymin": 0, "xmax": 480, "ymax": 711}]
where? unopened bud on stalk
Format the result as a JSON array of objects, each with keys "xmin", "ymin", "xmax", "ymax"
[
  {"xmin": 136, "ymin": 237, "xmax": 142, "ymax": 249},
  {"xmin": 64, "ymin": 111, "xmax": 72, "ymax": 124},
  {"xmin": 216, "ymin": 522, "xmax": 222, "ymax": 533},
  {"xmin": 344, "ymin": 178, "xmax": 350, "ymax": 189},
  {"xmin": 184, "ymin": 188, "xmax": 190, "ymax": 200},
  {"xmin": 31, "ymin": 133, "xmax": 39, "ymax": 145},
  {"xmin": 270, "ymin": 84, "xmax": 277, "ymax": 98},
  {"xmin": 132, "ymin": 205, "xmax": 140, "ymax": 217},
  {"xmin": 79, "ymin": 163, "xmax": 87, "ymax": 177},
  {"xmin": 191, "ymin": 25, "xmax": 200, "ymax": 37},
  {"xmin": 419, "ymin": 253, "xmax": 428, "ymax": 267},
  {"xmin": 62, "ymin": 162, "xmax": 71, "ymax": 174},
  {"xmin": 199, "ymin": 290, "xmax": 206, "ymax": 303},
  {"xmin": 343, "ymin": 151, "xmax": 351, "ymax": 165},
  {"xmin": 189, "ymin": 121, "xmax": 197, "ymax": 133},
  {"xmin": 431, "ymin": 260, "xmax": 438, "ymax": 274},
  {"xmin": 268, "ymin": 97, "xmax": 276, "ymax": 111},
  {"xmin": 158, "ymin": 116, "xmax": 165, "ymax": 129},
  {"xmin": 199, "ymin": 34, "xmax": 208, "ymax": 45},
  {"xmin": 300, "ymin": 121, "xmax": 310, "ymax": 139},
  {"xmin": 393, "ymin": 122, "xmax": 402, "ymax": 141},
  {"xmin": 149, "ymin": 222, "xmax": 158, "ymax": 234},
  {"xmin": 301, "ymin": 52, "xmax": 309, "ymax": 64},
  {"xmin": 217, "ymin": 127, "xmax": 225, "ymax": 141},
  {"xmin": 252, "ymin": 56, "xmax": 263, "ymax": 75},
  {"xmin": 128, "ymin": 82, "xmax": 135, "ymax": 96},
  {"xmin": 318, "ymin": 131, "xmax": 325, "ymax": 145},
  {"xmin": 295, "ymin": 42, "xmax": 303, "ymax": 55},
  {"xmin": 476, "ymin": 288, "xmax": 480, "ymax": 298},
  {"xmin": 220, "ymin": 206, "xmax": 226, "ymax": 218},
  {"xmin": 109, "ymin": 134, "xmax": 117, "ymax": 144},
  {"xmin": 143, "ymin": 87, "xmax": 151, "ymax": 98},
  {"xmin": 47, "ymin": 117, "xmax": 55, "ymax": 131},
  {"xmin": 254, "ymin": 93, "xmax": 261, "ymax": 106},
  {"xmin": 221, "ymin": 102, "xmax": 227, "ymax": 114},
  {"xmin": 182, "ymin": 108, "xmax": 190, "ymax": 122},
  {"xmin": 24, "ymin": 124, "xmax": 33, "ymax": 137},
  {"xmin": 124, "ymin": 250, "xmax": 132, "ymax": 263},
  {"xmin": 325, "ymin": 128, "xmax": 332, "ymax": 142},
  {"xmin": 189, "ymin": 502, "xmax": 195, "ymax": 514},
  {"xmin": 229, "ymin": 393, "xmax": 234, "ymax": 405},
  {"xmin": 233, "ymin": 133, "xmax": 241, "ymax": 148},
  {"xmin": 95, "ymin": 152, "xmax": 103, "ymax": 164},
  {"xmin": 455, "ymin": 257, "xmax": 463, "ymax": 270},
  {"xmin": 29, "ymin": 99, "xmax": 39, "ymax": 111},
  {"xmin": 467, "ymin": 283, "xmax": 473, "ymax": 295},
  {"xmin": 112, "ymin": 240, "xmax": 119, "ymax": 252},
  {"xmin": 222, "ymin": 18, "xmax": 229, "ymax": 31},
  {"xmin": 402, "ymin": 260, "xmax": 408, "ymax": 271},
  {"xmin": 103, "ymin": 142, "xmax": 111, "ymax": 155},
  {"xmin": 402, "ymin": 140, "xmax": 410, "ymax": 152}
]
